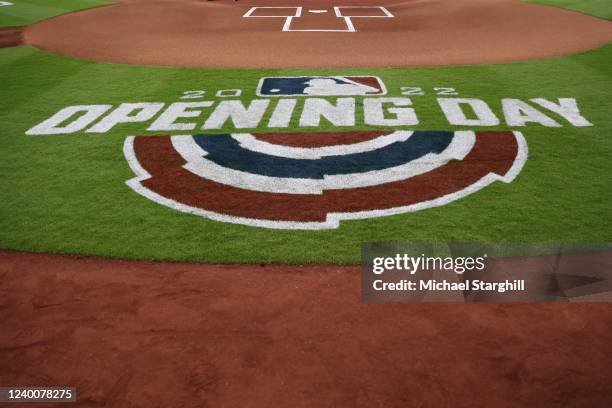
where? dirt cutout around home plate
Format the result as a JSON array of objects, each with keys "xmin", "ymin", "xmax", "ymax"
[{"xmin": 24, "ymin": 0, "xmax": 612, "ymax": 68}]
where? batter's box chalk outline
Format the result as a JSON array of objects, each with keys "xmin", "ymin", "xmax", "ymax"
[{"xmin": 243, "ymin": 6, "xmax": 394, "ymax": 32}]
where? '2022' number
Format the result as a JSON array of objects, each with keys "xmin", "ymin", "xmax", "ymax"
[
  {"xmin": 180, "ymin": 87, "xmax": 459, "ymax": 99},
  {"xmin": 400, "ymin": 87, "xmax": 458, "ymax": 96}
]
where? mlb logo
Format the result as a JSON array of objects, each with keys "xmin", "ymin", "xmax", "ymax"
[{"xmin": 257, "ymin": 76, "xmax": 387, "ymax": 97}]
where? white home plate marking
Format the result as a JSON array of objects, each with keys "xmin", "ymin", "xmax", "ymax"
[{"xmin": 243, "ymin": 6, "xmax": 394, "ymax": 32}]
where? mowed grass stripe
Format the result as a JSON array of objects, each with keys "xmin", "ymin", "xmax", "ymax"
[
  {"xmin": 0, "ymin": 44, "xmax": 610, "ymax": 263},
  {"xmin": 0, "ymin": 0, "xmax": 110, "ymax": 27},
  {"xmin": 524, "ymin": 0, "xmax": 612, "ymax": 19}
]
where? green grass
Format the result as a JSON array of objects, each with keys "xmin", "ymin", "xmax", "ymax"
[
  {"xmin": 0, "ymin": 0, "xmax": 110, "ymax": 27},
  {"xmin": 524, "ymin": 0, "xmax": 612, "ymax": 19},
  {"xmin": 0, "ymin": 45, "xmax": 611, "ymax": 263}
]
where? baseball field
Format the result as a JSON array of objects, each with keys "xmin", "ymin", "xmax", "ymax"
[{"xmin": 1, "ymin": 0, "xmax": 611, "ymax": 406}]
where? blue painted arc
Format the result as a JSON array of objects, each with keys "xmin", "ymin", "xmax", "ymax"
[{"xmin": 192, "ymin": 131, "xmax": 454, "ymax": 179}]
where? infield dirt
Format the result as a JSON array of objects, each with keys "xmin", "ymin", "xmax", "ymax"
[{"xmin": 2, "ymin": 250, "xmax": 612, "ymax": 407}]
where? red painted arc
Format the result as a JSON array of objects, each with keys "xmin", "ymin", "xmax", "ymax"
[{"xmin": 133, "ymin": 132, "xmax": 518, "ymax": 223}]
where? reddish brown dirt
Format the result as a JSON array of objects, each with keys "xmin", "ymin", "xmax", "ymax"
[
  {"xmin": 0, "ymin": 27, "xmax": 23, "ymax": 48},
  {"xmin": 24, "ymin": 0, "xmax": 612, "ymax": 68},
  {"xmin": 1, "ymin": 250, "xmax": 612, "ymax": 407}
]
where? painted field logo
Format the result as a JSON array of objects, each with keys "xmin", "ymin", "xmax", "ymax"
[
  {"xmin": 124, "ymin": 130, "xmax": 527, "ymax": 229},
  {"xmin": 257, "ymin": 76, "xmax": 386, "ymax": 96}
]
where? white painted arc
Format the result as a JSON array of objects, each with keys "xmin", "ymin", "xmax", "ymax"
[
  {"xmin": 170, "ymin": 131, "xmax": 476, "ymax": 194},
  {"xmin": 232, "ymin": 131, "xmax": 413, "ymax": 159}
]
